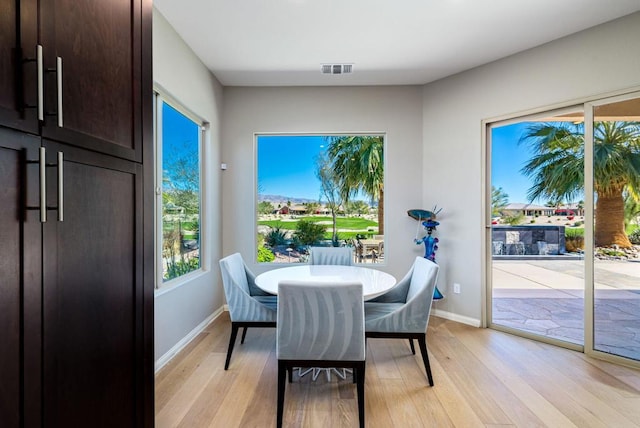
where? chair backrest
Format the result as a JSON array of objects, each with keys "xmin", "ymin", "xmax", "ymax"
[
  {"xmin": 219, "ymin": 253, "xmax": 277, "ymax": 322},
  {"xmin": 406, "ymin": 257, "xmax": 438, "ymax": 302},
  {"xmin": 277, "ymin": 280, "xmax": 365, "ymax": 361},
  {"xmin": 403, "ymin": 257, "xmax": 439, "ymax": 330},
  {"xmin": 365, "ymin": 257, "xmax": 439, "ymax": 333},
  {"xmin": 220, "ymin": 253, "xmax": 250, "ymax": 295},
  {"xmin": 308, "ymin": 246, "xmax": 353, "ymax": 266}
]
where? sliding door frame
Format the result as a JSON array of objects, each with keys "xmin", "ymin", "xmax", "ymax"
[{"xmin": 483, "ymin": 86, "xmax": 640, "ymax": 368}]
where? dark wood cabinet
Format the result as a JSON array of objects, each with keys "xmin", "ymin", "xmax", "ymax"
[
  {"xmin": 0, "ymin": 1, "xmax": 153, "ymax": 427},
  {"xmin": 0, "ymin": 0, "xmax": 144, "ymax": 161},
  {"xmin": 41, "ymin": 141, "xmax": 145, "ymax": 426},
  {"xmin": 39, "ymin": 0, "xmax": 144, "ymax": 161},
  {"xmin": 0, "ymin": 127, "xmax": 42, "ymax": 427},
  {"xmin": 0, "ymin": 0, "xmax": 38, "ymax": 134}
]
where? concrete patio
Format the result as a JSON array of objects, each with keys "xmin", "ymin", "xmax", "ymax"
[{"xmin": 492, "ymin": 258, "xmax": 640, "ymax": 361}]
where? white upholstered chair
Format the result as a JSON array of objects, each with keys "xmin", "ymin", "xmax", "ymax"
[
  {"xmin": 306, "ymin": 245, "xmax": 354, "ymax": 380},
  {"xmin": 308, "ymin": 246, "xmax": 353, "ymax": 266},
  {"xmin": 276, "ymin": 280, "xmax": 365, "ymax": 428},
  {"xmin": 364, "ymin": 256, "xmax": 439, "ymax": 385},
  {"xmin": 219, "ymin": 253, "xmax": 277, "ymax": 370}
]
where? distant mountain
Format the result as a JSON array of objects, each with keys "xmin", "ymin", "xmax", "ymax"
[
  {"xmin": 258, "ymin": 194, "xmax": 319, "ymax": 205},
  {"xmin": 258, "ymin": 194, "xmax": 376, "ymax": 208}
]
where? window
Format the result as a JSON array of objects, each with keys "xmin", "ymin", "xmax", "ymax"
[
  {"xmin": 154, "ymin": 92, "xmax": 204, "ymax": 286},
  {"xmin": 256, "ymin": 134, "xmax": 385, "ymax": 264}
]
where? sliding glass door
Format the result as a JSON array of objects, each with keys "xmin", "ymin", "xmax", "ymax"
[
  {"xmin": 488, "ymin": 92, "xmax": 640, "ymax": 366},
  {"xmin": 588, "ymin": 95, "xmax": 640, "ymax": 362},
  {"xmin": 488, "ymin": 108, "xmax": 586, "ymax": 349}
]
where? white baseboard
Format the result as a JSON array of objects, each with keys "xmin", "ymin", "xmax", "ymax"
[
  {"xmin": 155, "ymin": 306, "xmax": 225, "ymax": 373},
  {"xmin": 431, "ymin": 308, "xmax": 481, "ymax": 327}
]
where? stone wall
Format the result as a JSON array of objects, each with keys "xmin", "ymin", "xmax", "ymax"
[{"xmin": 492, "ymin": 225, "xmax": 566, "ymax": 255}]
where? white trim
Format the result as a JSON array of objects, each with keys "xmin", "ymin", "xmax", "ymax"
[
  {"xmin": 154, "ymin": 90, "xmax": 207, "ymax": 290},
  {"xmin": 431, "ymin": 309, "xmax": 481, "ymax": 328},
  {"xmin": 154, "ymin": 306, "xmax": 225, "ymax": 373}
]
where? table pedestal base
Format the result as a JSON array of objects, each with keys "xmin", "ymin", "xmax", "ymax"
[{"xmin": 298, "ymin": 367, "xmax": 353, "ymax": 382}]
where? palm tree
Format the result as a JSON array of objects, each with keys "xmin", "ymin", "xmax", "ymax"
[
  {"xmin": 520, "ymin": 121, "xmax": 640, "ymax": 247},
  {"xmin": 326, "ymin": 136, "xmax": 384, "ymax": 234},
  {"xmin": 491, "ymin": 186, "xmax": 509, "ymax": 217}
]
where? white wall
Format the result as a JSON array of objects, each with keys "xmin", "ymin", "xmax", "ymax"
[
  {"xmin": 221, "ymin": 86, "xmax": 425, "ymax": 280},
  {"xmin": 153, "ymin": 9, "xmax": 225, "ymax": 366},
  {"xmin": 422, "ymin": 12, "xmax": 640, "ymax": 324}
]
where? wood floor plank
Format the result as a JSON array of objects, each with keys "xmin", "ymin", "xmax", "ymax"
[
  {"xmin": 448, "ymin": 321, "xmax": 574, "ymax": 427},
  {"xmin": 155, "ymin": 315, "xmax": 640, "ymax": 427}
]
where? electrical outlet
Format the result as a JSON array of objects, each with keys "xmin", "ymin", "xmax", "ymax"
[{"xmin": 453, "ymin": 283, "xmax": 461, "ymax": 294}]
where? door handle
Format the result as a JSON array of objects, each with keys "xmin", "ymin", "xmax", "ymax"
[
  {"xmin": 44, "ymin": 56, "xmax": 63, "ymax": 127},
  {"xmin": 57, "ymin": 151, "xmax": 64, "ymax": 222},
  {"xmin": 39, "ymin": 147, "xmax": 47, "ymax": 222},
  {"xmin": 37, "ymin": 45, "xmax": 44, "ymax": 121},
  {"xmin": 56, "ymin": 57, "xmax": 63, "ymax": 127},
  {"xmin": 32, "ymin": 148, "xmax": 64, "ymax": 222}
]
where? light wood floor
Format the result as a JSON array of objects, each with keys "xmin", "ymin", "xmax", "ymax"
[{"xmin": 155, "ymin": 312, "xmax": 640, "ymax": 427}]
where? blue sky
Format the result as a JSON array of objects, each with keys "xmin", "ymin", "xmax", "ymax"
[
  {"xmin": 257, "ymin": 135, "xmax": 332, "ymax": 200},
  {"xmin": 256, "ymin": 129, "xmax": 559, "ymax": 205},
  {"xmin": 491, "ymin": 123, "xmax": 537, "ymax": 204},
  {"xmin": 162, "ymin": 102, "xmax": 200, "ymax": 190}
]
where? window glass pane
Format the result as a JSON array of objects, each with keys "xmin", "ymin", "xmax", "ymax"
[
  {"xmin": 161, "ymin": 101, "xmax": 201, "ymax": 281},
  {"xmin": 490, "ymin": 112, "xmax": 585, "ymax": 346},
  {"xmin": 256, "ymin": 135, "xmax": 384, "ymax": 264},
  {"xmin": 592, "ymin": 98, "xmax": 640, "ymax": 361}
]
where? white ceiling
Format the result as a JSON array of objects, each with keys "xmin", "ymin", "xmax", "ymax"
[{"xmin": 154, "ymin": 0, "xmax": 640, "ymax": 87}]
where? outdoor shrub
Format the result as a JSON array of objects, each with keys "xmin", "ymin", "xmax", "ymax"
[
  {"xmin": 629, "ymin": 229, "xmax": 640, "ymax": 245},
  {"xmin": 530, "ymin": 219, "xmax": 535, "ymax": 223},
  {"xmin": 165, "ymin": 256, "xmax": 199, "ymax": 280},
  {"xmin": 257, "ymin": 246, "xmax": 275, "ymax": 263},
  {"xmin": 598, "ymin": 248, "xmax": 626, "ymax": 257},
  {"xmin": 565, "ymin": 229, "xmax": 584, "ymax": 253},
  {"xmin": 294, "ymin": 220, "xmax": 326, "ymax": 245},
  {"xmin": 502, "ymin": 213, "xmax": 525, "ymax": 225},
  {"xmin": 289, "ymin": 235, "xmax": 303, "ymax": 251},
  {"xmin": 265, "ymin": 224, "xmax": 288, "ymax": 247}
]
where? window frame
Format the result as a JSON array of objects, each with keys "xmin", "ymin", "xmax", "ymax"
[
  {"xmin": 254, "ymin": 132, "xmax": 386, "ymax": 265},
  {"xmin": 153, "ymin": 90, "xmax": 207, "ymax": 289}
]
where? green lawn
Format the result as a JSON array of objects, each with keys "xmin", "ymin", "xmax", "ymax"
[{"xmin": 258, "ymin": 215, "xmax": 378, "ymax": 240}]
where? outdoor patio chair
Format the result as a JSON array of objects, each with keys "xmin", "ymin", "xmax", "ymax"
[{"xmin": 219, "ymin": 253, "xmax": 277, "ymax": 370}]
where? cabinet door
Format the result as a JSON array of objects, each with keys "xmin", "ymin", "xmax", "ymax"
[
  {"xmin": 41, "ymin": 141, "xmax": 145, "ymax": 427},
  {"xmin": 0, "ymin": 0, "xmax": 39, "ymax": 134},
  {"xmin": 0, "ymin": 127, "xmax": 42, "ymax": 428},
  {"xmin": 39, "ymin": 0, "xmax": 144, "ymax": 162}
]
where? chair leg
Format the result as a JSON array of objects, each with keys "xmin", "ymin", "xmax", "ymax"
[
  {"xmin": 277, "ymin": 361, "xmax": 287, "ymax": 428},
  {"xmin": 240, "ymin": 327, "xmax": 248, "ymax": 344},
  {"xmin": 356, "ymin": 362, "xmax": 365, "ymax": 428},
  {"xmin": 224, "ymin": 324, "xmax": 240, "ymax": 370},
  {"xmin": 417, "ymin": 335, "xmax": 434, "ymax": 386},
  {"xmin": 409, "ymin": 339, "xmax": 415, "ymax": 354}
]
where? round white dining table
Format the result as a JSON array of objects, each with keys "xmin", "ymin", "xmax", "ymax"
[{"xmin": 254, "ymin": 265, "xmax": 396, "ymax": 300}]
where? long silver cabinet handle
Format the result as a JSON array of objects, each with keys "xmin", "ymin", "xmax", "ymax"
[
  {"xmin": 57, "ymin": 152, "xmax": 64, "ymax": 222},
  {"xmin": 39, "ymin": 147, "xmax": 47, "ymax": 222},
  {"xmin": 37, "ymin": 45, "xmax": 44, "ymax": 121},
  {"xmin": 56, "ymin": 57, "xmax": 63, "ymax": 127}
]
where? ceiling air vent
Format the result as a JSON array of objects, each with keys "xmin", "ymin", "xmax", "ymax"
[{"xmin": 321, "ymin": 64, "xmax": 353, "ymax": 75}]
